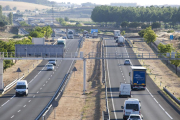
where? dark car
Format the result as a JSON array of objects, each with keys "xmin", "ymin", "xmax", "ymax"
[{"xmin": 124, "ymin": 59, "xmax": 131, "ymax": 65}]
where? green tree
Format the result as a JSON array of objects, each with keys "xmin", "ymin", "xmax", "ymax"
[
  {"xmin": 170, "ymin": 52, "xmax": 180, "ymax": 74},
  {"xmin": 4, "ymin": 5, "xmax": 10, "ymax": 11},
  {"xmin": 29, "ymin": 31, "xmax": 44, "ymax": 38},
  {"xmin": 121, "ymin": 31, "xmax": 126, "ymax": 36},
  {"xmin": 138, "ymin": 29, "xmax": 146, "ymax": 37},
  {"xmin": 121, "ymin": 21, "xmax": 129, "ymax": 28},
  {"xmin": 43, "ymin": 26, "xmax": 52, "ymax": 39},
  {"xmin": 13, "ymin": 7, "xmax": 17, "ymax": 11},
  {"xmin": 0, "ymin": 5, "xmax": 2, "ymax": 16},
  {"xmin": 151, "ymin": 22, "xmax": 161, "ymax": 29},
  {"xmin": 8, "ymin": 12, "xmax": 13, "ymax": 25},
  {"xmin": 64, "ymin": 17, "xmax": 69, "ymax": 21},
  {"xmin": 0, "ymin": 22, "xmax": 6, "ymax": 27},
  {"xmin": 129, "ymin": 22, "xmax": 141, "ymax": 28},
  {"xmin": 19, "ymin": 21, "xmax": 29, "ymax": 26},
  {"xmin": 158, "ymin": 43, "xmax": 174, "ymax": 53},
  {"xmin": 143, "ymin": 26, "xmax": 157, "ymax": 44}
]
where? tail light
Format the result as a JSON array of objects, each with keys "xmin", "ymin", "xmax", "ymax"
[
  {"xmin": 124, "ymin": 110, "xmax": 125, "ymax": 115},
  {"xmin": 139, "ymin": 110, "xmax": 141, "ymax": 115}
]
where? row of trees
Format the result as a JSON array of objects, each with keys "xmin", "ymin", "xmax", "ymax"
[
  {"xmin": 2, "ymin": 5, "xmax": 17, "ymax": 11},
  {"xmin": 0, "ymin": 38, "xmax": 32, "ymax": 70},
  {"xmin": 91, "ymin": 5, "xmax": 180, "ymax": 27},
  {"xmin": 29, "ymin": 26, "xmax": 53, "ymax": 39}
]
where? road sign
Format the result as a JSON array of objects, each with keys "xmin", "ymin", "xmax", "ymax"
[
  {"xmin": 72, "ymin": 67, "xmax": 77, "ymax": 71},
  {"xmin": 91, "ymin": 29, "xmax": 98, "ymax": 34},
  {"xmin": 16, "ymin": 68, "xmax": 21, "ymax": 72},
  {"xmin": 170, "ymin": 35, "xmax": 173, "ymax": 40}
]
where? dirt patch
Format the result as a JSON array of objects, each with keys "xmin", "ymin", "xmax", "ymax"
[
  {"xmin": 131, "ymin": 39, "xmax": 180, "ymax": 101},
  {"xmin": 3, "ymin": 60, "xmax": 42, "ymax": 87},
  {"xmin": 0, "ymin": 1, "xmax": 50, "ymax": 12},
  {"xmin": 48, "ymin": 38, "xmax": 105, "ymax": 120}
]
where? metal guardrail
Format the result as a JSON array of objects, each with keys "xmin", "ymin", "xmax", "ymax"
[
  {"xmin": 35, "ymin": 73, "xmax": 69, "ymax": 120},
  {"xmin": 2, "ymin": 75, "xmax": 24, "ymax": 94},
  {"xmin": 163, "ymin": 87, "xmax": 180, "ymax": 105},
  {"xmin": 102, "ymin": 42, "xmax": 110, "ymax": 120}
]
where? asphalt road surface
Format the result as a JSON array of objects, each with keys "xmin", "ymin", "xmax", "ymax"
[
  {"xmin": 0, "ymin": 38, "xmax": 80, "ymax": 120},
  {"xmin": 105, "ymin": 37, "xmax": 180, "ymax": 120}
]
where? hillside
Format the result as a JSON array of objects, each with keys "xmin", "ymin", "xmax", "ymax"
[{"xmin": 0, "ymin": 1, "xmax": 51, "ymax": 12}]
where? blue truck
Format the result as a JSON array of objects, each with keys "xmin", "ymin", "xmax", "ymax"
[{"xmin": 129, "ymin": 66, "xmax": 146, "ymax": 90}]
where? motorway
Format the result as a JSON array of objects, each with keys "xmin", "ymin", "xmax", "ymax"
[
  {"xmin": 105, "ymin": 37, "xmax": 180, "ymax": 120},
  {"xmin": 0, "ymin": 38, "xmax": 80, "ymax": 120}
]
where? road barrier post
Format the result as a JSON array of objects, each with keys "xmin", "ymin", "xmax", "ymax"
[{"xmin": 83, "ymin": 59, "xmax": 86, "ymax": 94}]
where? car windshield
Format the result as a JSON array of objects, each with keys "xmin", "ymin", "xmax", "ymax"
[
  {"xmin": 126, "ymin": 60, "xmax": 130, "ymax": 62},
  {"xmin": 130, "ymin": 116, "xmax": 140, "ymax": 119},
  {"xmin": 49, "ymin": 60, "xmax": 55, "ymax": 61},
  {"xmin": 16, "ymin": 85, "xmax": 26, "ymax": 89},
  {"xmin": 47, "ymin": 65, "xmax": 53, "ymax": 67},
  {"xmin": 126, "ymin": 104, "xmax": 139, "ymax": 111}
]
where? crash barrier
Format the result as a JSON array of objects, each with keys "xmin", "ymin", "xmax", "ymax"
[
  {"xmin": 36, "ymin": 73, "xmax": 70, "ymax": 120},
  {"xmin": 2, "ymin": 75, "xmax": 24, "ymax": 94},
  {"xmin": 78, "ymin": 37, "xmax": 85, "ymax": 48},
  {"xmin": 163, "ymin": 87, "xmax": 180, "ymax": 105},
  {"xmin": 102, "ymin": 42, "xmax": 110, "ymax": 120},
  {"xmin": 126, "ymin": 39, "xmax": 133, "ymax": 47}
]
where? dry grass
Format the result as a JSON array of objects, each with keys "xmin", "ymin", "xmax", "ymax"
[
  {"xmin": 131, "ymin": 39, "xmax": 180, "ymax": 100},
  {"xmin": 0, "ymin": 1, "xmax": 50, "ymax": 12},
  {"xmin": 3, "ymin": 60, "xmax": 42, "ymax": 87},
  {"xmin": 48, "ymin": 38, "xmax": 105, "ymax": 120}
]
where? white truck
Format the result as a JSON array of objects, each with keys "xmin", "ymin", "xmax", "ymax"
[
  {"xmin": 114, "ymin": 30, "xmax": 121, "ymax": 40},
  {"xmin": 67, "ymin": 30, "xmax": 74, "ymax": 39},
  {"xmin": 121, "ymin": 98, "xmax": 142, "ymax": 120},
  {"xmin": 117, "ymin": 36, "xmax": 125, "ymax": 47},
  {"xmin": 15, "ymin": 80, "xmax": 28, "ymax": 97},
  {"xmin": 119, "ymin": 83, "xmax": 131, "ymax": 97},
  {"xmin": 92, "ymin": 32, "xmax": 98, "ymax": 38}
]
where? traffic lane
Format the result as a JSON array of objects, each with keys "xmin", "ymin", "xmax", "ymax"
[
  {"xmin": 0, "ymin": 37, "xmax": 75, "ymax": 104},
  {"xmin": 116, "ymin": 43, "xmax": 174, "ymax": 120},
  {"xmin": 126, "ymin": 40, "xmax": 180, "ymax": 119},
  {"xmin": 106, "ymin": 39, "xmax": 172, "ymax": 120},
  {"xmin": 105, "ymin": 39, "xmax": 130, "ymax": 119},
  {"xmin": 0, "ymin": 38, "xmax": 79, "ymax": 119},
  {"xmin": 12, "ymin": 59, "xmax": 74, "ymax": 120}
]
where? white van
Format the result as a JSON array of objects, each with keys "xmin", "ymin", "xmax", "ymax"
[
  {"xmin": 15, "ymin": 80, "xmax": 28, "ymax": 97},
  {"xmin": 121, "ymin": 98, "xmax": 141, "ymax": 120},
  {"xmin": 119, "ymin": 83, "xmax": 131, "ymax": 97}
]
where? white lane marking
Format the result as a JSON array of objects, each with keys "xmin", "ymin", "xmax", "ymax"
[
  {"xmin": 17, "ymin": 110, "xmax": 21, "ymax": 112},
  {"xmin": 106, "ymin": 40, "xmax": 117, "ymax": 120},
  {"xmin": 28, "ymin": 100, "xmax": 31, "ymax": 102},
  {"xmin": 146, "ymin": 88, "xmax": 173, "ymax": 119},
  {"xmin": 40, "ymin": 88, "xmax": 42, "ymax": 90},
  {"xmin": 33, "ymin": 95, "xmax": 35, "ymax": 98},
  {"xmin": 46, "ymin": 81, "xmax": 48, "ymax": 83},
  {"xmin": 48, "ymin": 78, "xmax": 50, "ymax": 80},
  {"xmin": 11, "ymin": 115, "xmax": 14, "ymax": 118},
  {"xmin": 123, "ymin": 76, "xmax": 124, "ymax": 78},
  {"xmin": 1, "ymin": 100, "xmax": 9, "ymax": 106},
  {"xmin": 37, "ymin": 91, "xmax": 39, "ymax": 93},
  {"xmin": 23, "ymin": 105, "xmax": 26, "ymax": 107},
  {"xmin": 124, "ymin": 79, "xmax": 125, "ymax": 81},
  {"xmin": 125, "ymin": 82, "xmax": 126, "ymax": 83},
  {"xmin": 51, "ymin": 75, "xmax": 52, "ymax": 77},
  {"xmin": 165, "ymin": 111, "xmax": 173, "ymax": 119},
  {"xmin": 43, "ymin": 84, "xmax": 45, "ymax": 86},
  {"xmin": 121, "ymin": 71, "xmax": 122, "ymax": 72}
]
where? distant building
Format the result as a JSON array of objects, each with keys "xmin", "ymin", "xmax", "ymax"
[{"xmin": 110, "ymin": 3, "xmax": 137, "ymax": 7}]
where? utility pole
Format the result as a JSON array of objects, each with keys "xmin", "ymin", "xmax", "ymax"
[{"xmin": 52, "ymin": 5, "xmax": 54, "ymax": 25}]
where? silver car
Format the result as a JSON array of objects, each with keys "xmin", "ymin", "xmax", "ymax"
[{"xmin": 46, "ymin": 64, "xmax": 54, "ymax": 71}]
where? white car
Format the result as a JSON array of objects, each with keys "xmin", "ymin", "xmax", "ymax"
[
  {"xmin": 127, "ymin": 114, "xmax": 143, "ymax": 120},
  {"xmin": 46, "ymin": 64, "xmax": 54, "ymax": 71},
  {"xmin": 48, "ymin": 59, "xmax": 56, "ymax": 66},
  {"xmin": 124, "ymin": 59, "xmax": 131, "ymax": 65}
]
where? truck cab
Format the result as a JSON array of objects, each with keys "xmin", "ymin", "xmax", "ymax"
[
  {"xmin": 15, "ymin": 80, "xmax": 28, "ymax": 97},
  {"xmin": 114, "ymin": 30, "xmax": 121, "ymax": 40}
]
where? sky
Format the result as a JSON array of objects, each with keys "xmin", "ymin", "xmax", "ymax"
[{"xmin": 50, "ymin": 0, "xmax": 180, "ymax": 6}]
